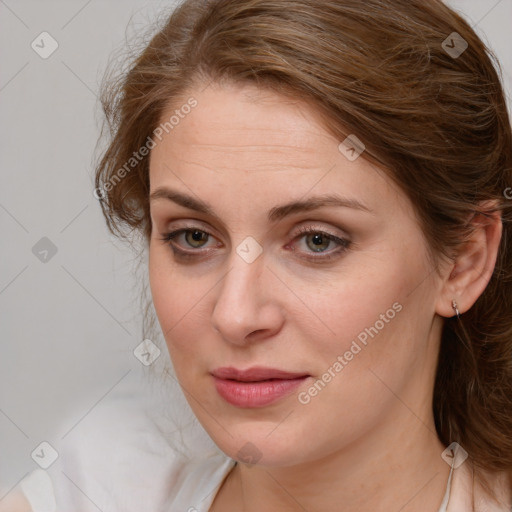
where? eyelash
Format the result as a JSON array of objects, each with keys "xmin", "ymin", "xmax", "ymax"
[{"xmin": 159, "ymin": 225, "xmax": 351, "ymax": 263}]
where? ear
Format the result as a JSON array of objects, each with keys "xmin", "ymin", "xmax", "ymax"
[{"xmin": 436, "ymin": 201, "xmax": 503, "ymax": 318}]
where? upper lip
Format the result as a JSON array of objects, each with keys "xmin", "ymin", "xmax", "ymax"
[{"xmin": 211, "ymin": 366, "xmax": 309, "ymax": 382}]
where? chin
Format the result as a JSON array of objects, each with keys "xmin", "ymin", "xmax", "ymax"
[{"xmin": 202, "ymin": 420, "xmax": 316, "ymax": 467}]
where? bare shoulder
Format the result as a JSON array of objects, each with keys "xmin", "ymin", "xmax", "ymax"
[{"xmin": 0, "ymin": 490, "xmax": 32, "ymax": 512}]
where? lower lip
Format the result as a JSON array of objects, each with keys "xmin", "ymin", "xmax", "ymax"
[{"xmin": 213, "ymin": 376, "xmax": 309, "ymax": 408}]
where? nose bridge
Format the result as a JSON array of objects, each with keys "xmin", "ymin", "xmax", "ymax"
[
  {"xmin": 211, "ymin": 239, "xmax": 280, "ymax": 343},
  {"xmin": 221, "ymin": 233, "xmax": 266, "ymax": 296},
  {"xmin": 216, "ymin": 243, "xmax": 265, "ymax": 314}
]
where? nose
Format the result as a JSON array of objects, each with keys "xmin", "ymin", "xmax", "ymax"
[{"xmin": 210, "ymin": 249, "xmax": 284, "ymax": 347}]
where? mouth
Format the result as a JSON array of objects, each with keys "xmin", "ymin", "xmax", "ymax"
[{"xmin": 211, "ymin": 366, "xmax": 310, "ymax": 407}]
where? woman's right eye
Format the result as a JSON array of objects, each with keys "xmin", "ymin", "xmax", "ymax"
[
  {"xmin": 159, "ymin": 228, "xmax": 218, "ymax": 259},
  {"xmin": 161, "ymin": 228, "xmax": 212, "ymax": 249}
]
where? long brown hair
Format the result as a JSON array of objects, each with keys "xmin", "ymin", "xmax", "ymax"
[{"xmin": 95, "ymin": 0, "xmax": 512, "ymax": 497}]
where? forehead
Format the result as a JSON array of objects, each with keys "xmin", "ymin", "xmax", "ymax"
[
  {"xmin": 157, "ymin": 83, "xmax": 334, "ymax": 165},
  {"xmin": 149, "ymin": 82, "xmax": 404, "ymax": 218}
]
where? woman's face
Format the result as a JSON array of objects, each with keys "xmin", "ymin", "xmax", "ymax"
[{"xmin": 148, "ymin": 81, "xmax": 446, "ymax": 467}]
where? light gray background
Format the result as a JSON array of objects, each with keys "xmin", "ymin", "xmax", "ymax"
[{"xmin": 1, "ymin": 0, "xmax": 511, "ymax": 497}]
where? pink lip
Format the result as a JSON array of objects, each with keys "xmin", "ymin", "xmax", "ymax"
[
  {"xmin": 211, "ymin": 366, "xmax": 310, "ymax": 408},
  {"xmin": 212, "ymin": 366, "xmax": 309, "ymax": 381}
]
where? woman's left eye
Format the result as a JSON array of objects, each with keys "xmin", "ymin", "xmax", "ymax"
[
  {"xmin": 159, "ymin": 225, "xmax": 350, "ymax": 262},
  {"xmin": 291, "ymin": 226, "xmax": 350, "ymax": 261}
]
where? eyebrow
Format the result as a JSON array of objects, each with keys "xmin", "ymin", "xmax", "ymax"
[{"xmin": 149, "ymin": 187, "xmax": 374, "ymax": 223}]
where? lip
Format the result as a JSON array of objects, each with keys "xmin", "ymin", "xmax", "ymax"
[
  {"xmin": 211, "ymin": 366, "xmax": 309, "ymax": 382},
  {"xmin": 211, "ymin": 366, "xmax": 310, "ymax": 408}
]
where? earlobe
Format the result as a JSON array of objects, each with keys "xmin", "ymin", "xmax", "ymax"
[{"xmin": 436, "ymin": 202, "xmax": 502, "ymax": 318}]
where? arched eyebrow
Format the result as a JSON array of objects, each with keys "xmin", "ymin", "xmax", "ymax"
[{"xmin": 149, "ymin": 187, "xmax": 374, "ymax": 223}]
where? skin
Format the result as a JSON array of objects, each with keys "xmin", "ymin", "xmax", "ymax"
[
  {"xmin": 148, "ymin": 81, "xmax": 502, "ymax": 511},
  {"xmin": 0, "ymin": 491, "xmax": 32, "ymax": 512}
]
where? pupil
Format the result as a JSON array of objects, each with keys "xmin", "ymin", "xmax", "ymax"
[
  {"xmin": 309, "ymin": 233, "xmax": 328, "ymax": 252},
  {"xmin": 187, "ymin": 230, "xmax": 207, "ymax": 247}
]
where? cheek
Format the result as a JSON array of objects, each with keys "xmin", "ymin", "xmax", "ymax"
[
  {"xmin": 292, "ymin": 249, "xmax": 431, "ymax": 402},
  {"xmin": 148, "ymin": 245, "xmax": 184, "ymax": 346},
  {"xmin": 148, "ymin": 244, "xmax": 215, "ymax": 364},
  {"xmin": 289, "ymin": 259, "xmax": 411, "ymax": 356},
  {"xmin": 290, "ymin": 290, "xmax": 421, "ymax": 452}
]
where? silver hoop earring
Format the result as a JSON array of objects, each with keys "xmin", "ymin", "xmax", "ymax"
[{"xmin": 452, "ymin": 299, "xmax": 460, "ymax": 319}]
